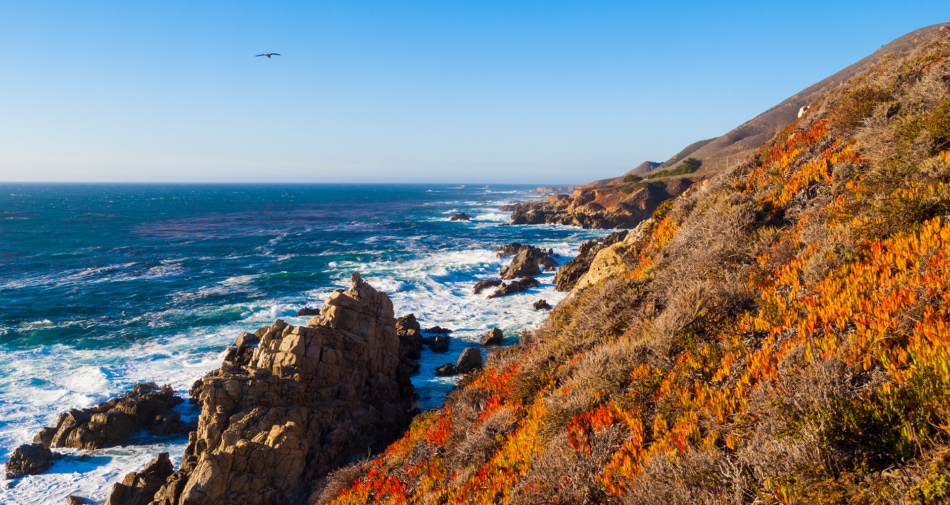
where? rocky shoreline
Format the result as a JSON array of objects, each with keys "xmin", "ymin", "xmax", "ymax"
[
  {"xmin": 6, "ymin": 236, "xmax": 633, "ymax": 504},
  {"xmin": 507, "ymin": 179, "xmax": 691, "ymax": 229}
]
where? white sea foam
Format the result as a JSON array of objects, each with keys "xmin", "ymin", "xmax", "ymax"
[{"xmin": 0, "ymin": 224, "xmax": 596, "ymax": 503}]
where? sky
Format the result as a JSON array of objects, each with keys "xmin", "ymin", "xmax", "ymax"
[{"xmin": 1, "ymin": 2, "xmax": 949, "ymax": 184}]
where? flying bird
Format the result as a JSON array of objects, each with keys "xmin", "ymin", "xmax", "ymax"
[{"xmin": 256, "ymin": 53, "xmax": 281, "ymax": 58}]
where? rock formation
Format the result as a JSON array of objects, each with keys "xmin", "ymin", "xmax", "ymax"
[
  {"xmin": 106, "ymin": 453, "xmax": 175, "ymax": 505},
  {"xmin": 32, "ymin": 383, "xmax": 185, "ymax": 451},
  {"xmin": 435, "ymin": 348, "xmax": 483, "ymax": 376},
  {"xmin": 508, "ymin": 182, "xmax": 686, "ymax": 229},
  {"xmin": 422, "ymin": 335, "xmax": 450, "ymax": 353},
  {"xmin": 554, "ymin": 230, "xmax": 629, "ymax": 291},
  {"xmin": 296, "ymin": 307, "xmax": 320, "ymax": 316},
  {"xmin": 487, "ymin": 277, "xmax": 539, "ymax": 299},
  {"xmin": 473, "ymin": 279, "xmax": 503, "ymax": 294},
  {"xmin": 480, "ymin": 328, "xmax": 503, "ymax": 346},
  {"xmin": 532, "ymin": 299, "xmax": 552, "ymax": 311},
  {"xmin": 4, "ymin": 442, "xmax": 53, "ymax": 479},
  {"xmin": 495, "ymin": 243, "xmax": 557, "ymax": 279},
  {"xmin": 449, "ymin": 212, "xmax": 471, "ymax": 221},
  {"xmin": 129, "ymin": 273, "xmax": 417, "ymax": 505},
  {"xmin": 396, "ymin": 314, "xmax": 423, "ymax": 376}
]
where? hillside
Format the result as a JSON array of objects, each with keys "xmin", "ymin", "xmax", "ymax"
[
  {"xmin": 515, "ymin": 24, "xmax": 950, "ymax": 231},
  {"xmin": 316, "ymin": 23, "xmax": 950, "ymax": 504}
]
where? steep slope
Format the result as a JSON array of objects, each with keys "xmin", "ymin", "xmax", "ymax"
[
  {"xmin": 317, "ymin": 24, "xmax": 950, "ymax": 504},
  {"xmin": 516, "ymin": 24, "xmax": 950, "ymax": 231}
]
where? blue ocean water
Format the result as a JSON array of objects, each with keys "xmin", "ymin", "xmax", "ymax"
[{"xmin": 0, "ymin": 183, "xmax": 602, "ymax": 503}]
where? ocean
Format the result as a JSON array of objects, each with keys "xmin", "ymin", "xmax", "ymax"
[{"xmin": 0, "ymin": 183, "xmax": 603, "ymax": 503}]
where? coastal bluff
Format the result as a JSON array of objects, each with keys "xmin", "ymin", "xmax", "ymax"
[{"xmin": 112, "ymin": 273, "xmax": 418, "ymax": 505}]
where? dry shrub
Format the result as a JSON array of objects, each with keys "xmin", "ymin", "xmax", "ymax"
[
  {"xmin": 546, "ymin": 337, "xmax": 651, "ymax": 428},
  {"xmin": 511, "ymin": 276, "xmax": 647, "ymax": 404},
  {"xmin": 311, "ymin": 458, "xmax": 370, "ymax": 504},
  {"xmin": 446, "ymin": 406, "xmax": 518, "ymax": 479},
  {"xmin": 620, "ymin": 449, "xmax": 728, "ymax": 505},
  {"xmin": 513, "ymin": 428, "xmax": 626, "ymax": 505}
]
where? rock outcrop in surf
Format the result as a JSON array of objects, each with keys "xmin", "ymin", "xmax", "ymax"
[{"xmin": 122, "ymin": 273, "xmax": 417, "ymax": 505}]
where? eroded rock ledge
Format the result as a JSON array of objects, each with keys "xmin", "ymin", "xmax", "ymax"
[{"xmin": 116, "ymin": 273, "xmax": 418, "ymax": 505}]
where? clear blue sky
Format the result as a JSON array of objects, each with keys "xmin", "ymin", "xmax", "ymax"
[{"xmin": 1, "ymin": 2, "xmax": 948, "ymax": 184}]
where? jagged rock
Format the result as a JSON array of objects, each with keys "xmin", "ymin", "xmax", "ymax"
[
  {"xmin": 32, "ymin": 383, "xmax": 184, "ymax": 451},
  {"xmin": 533, "ymin": 299, "xmax": 553, "ymax": 311},
  {"xmin": 296, "ymin": 307, "xmax": 320, "ymax": 316},
  {"xmin": 105, "ymin": 452, "xmax": 174, "ymax": 505},
  {"xmin": 473, "ymin": 279, "xmax": 504, "ymax": 294},
  {"xmin": 455, "ymin": 348, "xmax": 483, "ymax": 374},
  {"xmin": 396, "ymin": 314, "xmax": 423, "ymax": 378},
  {"xmin": 554, "ymin": 230, "xmax": 630, "ymax": 291},
  {"xmin": 480, "ymin": 328, "xmax": 504, "ymax": 346},
  {"xmin": 65, "ymin": 496, "xmax": 88, "ymax": 505},
  {"xmin": 423, "ymin": 335, "xmax": 450, "ymax": 353},
  {"xmin": 4, "ymin": 443, "xmax": 53, "ymax": 478},
  {"xmin": 223, "ymin": 332, "xmax": 262, "ymax": 367},
  {"xmin": 488, "ymin": 277, "xmax": 540, "ymax": 299},
  {"xmin": 449, "ymin": 213, "xmax": 471, "ymax": 221},
  {"xmin": 140, "ymin": 273, "xmax": 417, "ymax": 505},
  {"xmin": 496, "ymin": 243, "xmax": 558, "ymax": 279}
]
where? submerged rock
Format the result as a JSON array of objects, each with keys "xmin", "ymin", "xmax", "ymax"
[
  {"xmin": 4, "ymin": 443, "xmax": 53, "ymax": 479},
  {"xmin": 137, "ymin": 273, "xmax": 417, "ymax": 505}
]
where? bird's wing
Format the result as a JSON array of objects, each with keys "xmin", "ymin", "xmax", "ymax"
[
  {"xmin": 271, "ymin": 53, "xmax": 281, "ymax": 56},
  {"xmin": 256, "ymin": 54, "xmax": 266, "ymax": 57}
]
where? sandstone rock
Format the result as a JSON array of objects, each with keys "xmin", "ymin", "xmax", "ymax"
[
  {"xmin": 296, "ymin": 307, "xmax": 320, "ymax": 316},
  {"xmin": 105, "ymin": 452, "xmax": 174, "ymax": 505},
  {"xmin": 570, "ymin": 223, "xmax": 650, "ymax": 294},
  {"xmin": 455, "ymin": 348, "xmax": 483, "ymax": 374},
  {"xmin": 140, "ymin": 273, "xmax": 417, "ymax": 505},
  {"xmin": 65, "ymin": 496, "xmax": 88, "ymax": 505},
  {"xmin": 33, "ymin": 383, "xmax": 184, "ymax": 451},
  {"xmin": 554, "ymin": 230, "xmax": 629, "ymax": 291},
  {"xmin": 4, "ymin": 443, "xmax": 53, "ymax": 478},
  {"xmin": 480, "ymin": 328, "xmax": 504, "ymax": 346},
  {"xmin": 488, "ymin": 277, "xmax": 540, "ymax": 299},
  {"xmin": 533, "ymin": 299, "xmax": 553, "ymax": 311},
  {"xmin": 473, "ymin": 279, "xmax": 503, "ymax": 294},
  {"xmin": 449, "ymin": 213, "xmax": 471, "ymax": 221}
]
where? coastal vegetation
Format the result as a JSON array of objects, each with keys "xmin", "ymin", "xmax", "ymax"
[{"xmin": 317, "ymin": 26, "xmax": 950, "ymax": 504}]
